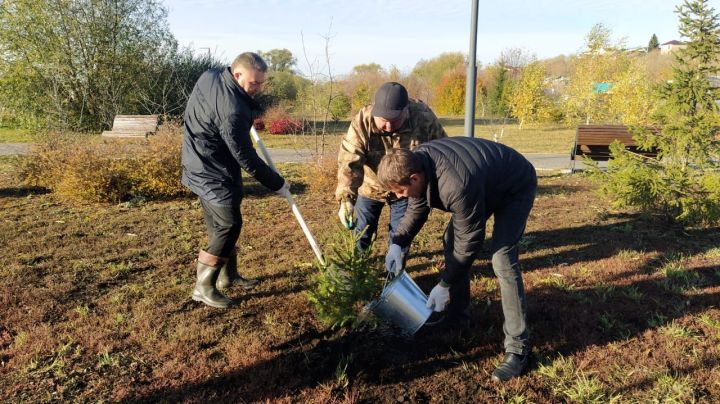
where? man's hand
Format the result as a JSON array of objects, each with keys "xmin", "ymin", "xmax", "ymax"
[
  {"xmin": 275, "ymin": 180, "xmax": 291, "ymax": 198},
  {"xmin": 385, "ymin": 244, "xmax": 404, "ymax": 276},
  {"xmin": 426, "ymin": 282, "xmax": 450, "ymax": 312},
  {"xmin": 337, "ymin": 200, "xmax": 355, "ymax": 229}
]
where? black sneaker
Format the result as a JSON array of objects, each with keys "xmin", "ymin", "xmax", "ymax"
[{"xmin": 491, "ymin": 353, "xmax": 529, "ymax": 382}]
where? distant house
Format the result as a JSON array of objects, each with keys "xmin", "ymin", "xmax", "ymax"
[{"xmin": 661, "ymin": 40, "xmax": 686, "ymax": 55}]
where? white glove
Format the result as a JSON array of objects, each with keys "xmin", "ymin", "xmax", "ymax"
[
  {"xmin": 275, "ymin": 180, "xmax": 291, "ymax": 198},
  {"xmin": 426, "ymin": 282, "xmax": 450, "ymax": 312},
  {"xmin": 337, "ymin": 200, "xmax": 355, "ymax": 229},
  {"xmin": 385, "ymin": 244, "xmax": 404, "ymax": 275}
]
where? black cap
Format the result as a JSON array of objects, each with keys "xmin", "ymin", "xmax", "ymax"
[{"xmin": 372, "ymin": 82, "xmax": 409, "ymax": 120}]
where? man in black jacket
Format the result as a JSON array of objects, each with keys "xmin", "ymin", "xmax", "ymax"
[
  {"xmin": 182, "ymin": 52, "xmax": 289, "ymax": 309},
  {"xmin": 378, "ymin": 137, "xmax": 537, "ymax": 382}
]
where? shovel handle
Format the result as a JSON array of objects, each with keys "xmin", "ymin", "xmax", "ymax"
[{"xmin": 250, "ymin": 126, "xmax": 326, "ymax": 266}]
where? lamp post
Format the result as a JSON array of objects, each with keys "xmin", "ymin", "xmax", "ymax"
[{"xmin": 464, "ymin": 0, "xmax": 479, "ymax": 138}]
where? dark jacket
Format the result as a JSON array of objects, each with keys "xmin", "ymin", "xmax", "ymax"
[
  {"xmin": 391, "ymin": 137, "xmax": 537, "ymax": 284},
  {"xmin": 181, "ymin": 67, "xmax": 283, "ymax": 206}
]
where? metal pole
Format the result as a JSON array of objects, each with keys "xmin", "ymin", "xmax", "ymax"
[{"xmin": 464, "ymin": 0, "xmax": 479, "ymax": 138}]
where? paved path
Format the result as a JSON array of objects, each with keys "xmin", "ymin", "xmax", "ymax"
[
  {"xmin": 1, "ymin": 143, "xmax": 598, "ymax": 171},
  {"xmin": 0, "ymin": 143, "xmax": 28, "ymax": 156},
  {"xmin": 270, "ymin": 149, "xmax": 599, "ymax": 171}
]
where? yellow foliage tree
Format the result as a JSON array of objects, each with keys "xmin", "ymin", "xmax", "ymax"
[
  {"xmin": 607, "ymin": 58, "xmax": 657, "ymax": 126},
  {"xmin": 509, "ymin": 62, "xmax": 550, "ymax": 129},
  {"xmin": 433, "ymin": 70, "xmax": 466, "ymax": 116},
  {"xmin": 564, "ymin": 24, "xmax": 627, "ymax": 124}
]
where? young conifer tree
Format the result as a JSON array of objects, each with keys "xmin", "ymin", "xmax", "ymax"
[
  {"xmin": 590, "ymin": 0, "xmax": 720, "ymax": 226},
  {"xmin": 306, "ymin": 229, "xmax": 383, "ymax": 329},
  {"xmin": 648, "ymin": 34, "xmax": 660, "ymax": 52}
]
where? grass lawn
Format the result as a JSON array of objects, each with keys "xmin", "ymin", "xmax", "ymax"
[
  {"xmin": 440, "ymin": 117, "xmax": 577, "ymax": 154},
  {"xmin": 0, "ymin": 127, "xmax": 34, "ymax": 143},
  {"xmin": 0, "ymin": 118, "xmax": 576, "ymax": 155},
  {"xmin": 1, "ymin": 156, "xmax": 719, "ymax": 402},
  {"xmin": 259, "ymin": 118, "xmax": 576, "ymax": 154}
]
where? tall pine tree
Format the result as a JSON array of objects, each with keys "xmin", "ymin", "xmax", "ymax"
[{"xmin": 591, "ymin": 0, "xmax": 720, "ymax": 226}]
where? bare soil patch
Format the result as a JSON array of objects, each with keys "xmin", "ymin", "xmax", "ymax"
[{"xmin": 1, "ymin": 165, "xmax": 719, "ymax": 402}]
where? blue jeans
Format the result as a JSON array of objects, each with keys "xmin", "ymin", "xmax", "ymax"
[{"xmin": 353, "ymin": 195, "xmax": 408, "ymax": 253}]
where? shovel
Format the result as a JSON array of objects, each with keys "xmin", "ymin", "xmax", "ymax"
[{"xmin": 250, "ymin": 126, "xmax": 326, "ymax": 266}]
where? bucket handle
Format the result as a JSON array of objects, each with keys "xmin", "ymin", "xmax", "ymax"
[{"xmin": 383, "ymin": 268, "xmax": 402, "ymax": 290}]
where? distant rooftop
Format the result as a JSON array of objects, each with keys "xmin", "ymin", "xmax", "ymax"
[{"xmin": 661, "ymin": 40, "xmax": 684, "ymax": 46}]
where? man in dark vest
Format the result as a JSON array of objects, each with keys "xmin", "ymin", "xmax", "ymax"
[
  {"xmin": 182, "ymin": 52, "xmax": 289, "ymax": 309},
  {"xmin": 378, "ymin": 137, "xmax": 537, "ymax": 382}
]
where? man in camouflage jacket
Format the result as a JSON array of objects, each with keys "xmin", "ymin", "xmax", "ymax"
[{"xmin": 335, "ymin": 82, "xmax": 447, "ymax": 253}]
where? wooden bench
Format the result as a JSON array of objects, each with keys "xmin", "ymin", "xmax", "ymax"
[
  {"xmin": 101, "ymin": 115, "xmax": 159, "ymax": 138},
  {"xmin": 571, "ymin": 124, "xmax": 658, "ymax": 171}
]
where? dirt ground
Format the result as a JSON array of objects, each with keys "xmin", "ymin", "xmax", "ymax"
[{"xmin": 1, "ymin": 161, "xmax": 719, "ymax": 402}]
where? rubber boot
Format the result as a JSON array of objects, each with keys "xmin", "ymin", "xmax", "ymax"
[
  {"xmin": 217, "ymin": 250, "xmax": 259, "ymax": 290},
  {"xmin": 191, "ymin": 251, "xmax": 234, "ymax": 308}
]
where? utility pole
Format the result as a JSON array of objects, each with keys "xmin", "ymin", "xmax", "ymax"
[{"xmin": 464, "ymin": 0, "xmax": 479, "ymax": 137}]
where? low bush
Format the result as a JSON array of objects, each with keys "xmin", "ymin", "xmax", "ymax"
[
  {"xmin": 17, "ymin": 124, "xmax": 189, "ymax": 203},
  {"xmin": 261, "ymin": 104, "xmax": 292, "ymax": 125},
  {"xmin": 302, "ymin": 153, "xmax": 337, "ymax": 198},
  {"xmin": 130, "ymin": 123, "xmax": 187, "ymax": 199},
  {"xmin": 268, "ymin": 118, "xmax": 304, "ymax": 134}
]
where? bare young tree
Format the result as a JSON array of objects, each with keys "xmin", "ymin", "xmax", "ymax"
[{"xmin": 298, "ymin": 21, "xmax": 338, "ymax": 156}]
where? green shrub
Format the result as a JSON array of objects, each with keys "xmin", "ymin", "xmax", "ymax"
[
  {"xmin": 588, "ymin": 1, "xmax": 720, "ymax": 227},
  {"xmin": 329, "ymin": 94, "xmax": 352, "ymax": 121}
]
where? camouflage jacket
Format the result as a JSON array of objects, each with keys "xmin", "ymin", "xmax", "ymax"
[{"xmin": 335, "ymin": 99, "xmax": 447, "ymax": 202}]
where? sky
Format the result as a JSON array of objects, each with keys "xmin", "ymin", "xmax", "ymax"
[{"xmin": 165, "ymin": 0, "xmax": 686, "ymax": 76}]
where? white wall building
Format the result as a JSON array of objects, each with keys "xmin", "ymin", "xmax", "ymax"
[{"xmin": 660, "ymin": 40, "xmax": 686, "ymax": 55}]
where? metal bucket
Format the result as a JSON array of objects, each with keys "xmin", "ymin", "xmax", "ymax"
[{"xmin": 366, "ymin": 271, "xmax": 433, "ymax": 335}]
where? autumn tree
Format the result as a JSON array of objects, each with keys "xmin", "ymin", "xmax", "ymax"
[
  {"xmin": 563, "ymin": 23, "xmax": 626, "ymax": 124},
  {"xmin": 509, "ymin": 61, "xmax": 551, "ymax": 128},
  {"xmin": 410, "ymin": 52, "xmax": 465, "ymax": 104},
  {"xmin": 606, "ymin": 58, "xmax": 657, "ymax": 126},
  {"xmin": 433, "ymin": 70, "xmax": 466, "ymax": 116}
]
